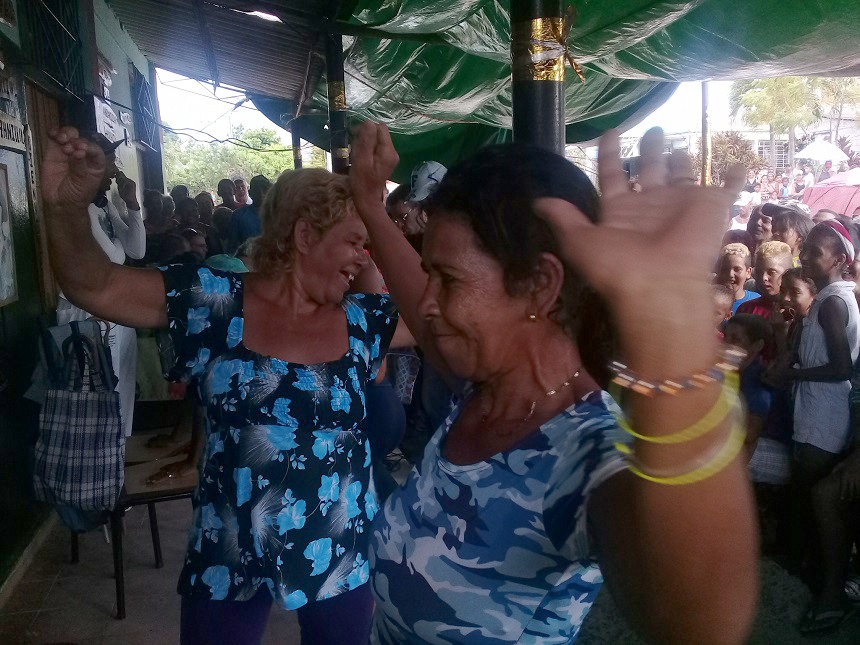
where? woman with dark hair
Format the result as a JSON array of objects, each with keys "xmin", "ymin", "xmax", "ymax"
[
  {"xmin": 747, "ymin": 204, "xmax": 772, "ymax": 255},
  {"xmin": 351, "ymin": 123, "xmax": 756, "ymax": 644}
]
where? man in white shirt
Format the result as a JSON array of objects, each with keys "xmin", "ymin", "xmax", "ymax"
[
  {"xmin": 803, "ymin": 164, "xmax": 815, "ymax": 188},
  {"xmin": 56, "ymin": 133, "xmax": 145, "ymax": 437}
]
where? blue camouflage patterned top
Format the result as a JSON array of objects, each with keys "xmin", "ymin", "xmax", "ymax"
[
  {"xmin": 159, "ymin": 265, "xmax": 398, "ymax": 609},
  {"xmin": 369, "ymin": 389, "xmax": 627, "ymax": 644}
]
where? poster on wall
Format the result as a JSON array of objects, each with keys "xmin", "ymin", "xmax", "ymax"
[
  {"xmin": 93, "ymin": 95, "xmax": 127, "ymax": 171},
  {"xmin": 0, "ymin": 164, "xmax": 17, "ymax": 307}
]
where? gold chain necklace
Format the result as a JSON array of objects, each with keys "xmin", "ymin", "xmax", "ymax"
[{"xmin": 480, "ymin": 368, "xmax": 582, "ymax": 427}]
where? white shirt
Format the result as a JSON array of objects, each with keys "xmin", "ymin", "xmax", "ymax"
[
  {"xmin": 56, "ymin": 197, "xmax": 145, "ymax": 437},
  {"xmin": 729, "ymin": 217, "xmax": 750, "ymax": 231}
]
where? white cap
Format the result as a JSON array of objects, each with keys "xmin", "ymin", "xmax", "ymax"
[
  {"xmin": 409, "ymin": 161, "xmax": 447, "ymax": 203},
  {"xmin": 733, "ymin": 191, "xmax": 753, "ymax": 207}
]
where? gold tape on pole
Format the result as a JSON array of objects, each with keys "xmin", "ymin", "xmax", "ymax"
[
  {"xmin": 333, "ymin": 147, "xmax": 350, "ymax": 159},
  {"xmin": 511, "ymin": 17, "xmax": 565, "ymax": 82},
  {"xmin": 328, "ymin": 81, "xmax": 347, "ymax": 111}
]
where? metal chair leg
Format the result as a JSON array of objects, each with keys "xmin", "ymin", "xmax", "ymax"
[
  {"xmin": 70, "ymin": 532, "xmax": 79, "ymax": 564},
  {"xmin": 110, "ymin": 508, "xmax": 126, "ymax": 619},
  {"xmin": 148, "ymin": 502, "xmax": 163, "ymax": 569}
]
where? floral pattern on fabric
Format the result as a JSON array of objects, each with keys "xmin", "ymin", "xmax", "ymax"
[
  {"xmin": 159, "ymin": 264, "xmax": 398, "ymax": 609},
  {"xmin": 369, "ymin": 390, "xmax": 628, "ymax": 644}
]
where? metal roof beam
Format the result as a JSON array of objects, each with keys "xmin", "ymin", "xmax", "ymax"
[{"xmin": 193, "ymin": 0, "xmax": 221, "ymax": 87}]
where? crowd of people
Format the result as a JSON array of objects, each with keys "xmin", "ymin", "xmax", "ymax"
[
  {"xmin": 47, "ymin": 118, "xmax": 860, "ymax": 645},
  {"xmin": 714, "ymin": 162, "xmax": 860, "ymax": 633},
  {"xmin": 138, "ymin": 173, "xmax": 272, "ymax": 269}
]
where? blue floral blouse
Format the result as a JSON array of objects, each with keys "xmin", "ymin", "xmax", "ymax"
[{"xmin": 159, "ymin": 265, "xmax": 399, "ymax": 609}]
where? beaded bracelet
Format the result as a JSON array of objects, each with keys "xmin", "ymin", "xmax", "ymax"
[
  {"xmin": 615, "ymin": 415, "xmax": 746, "ymax": 486},
  {"xmin": 615, "ymin": 371, "xmax": 739, "ymax": 445},
  {"xmin": 609, "ymin": 346, "xmax": 746, "ymax": 397}
]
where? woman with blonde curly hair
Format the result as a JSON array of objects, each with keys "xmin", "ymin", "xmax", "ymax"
[{"xmin": 39, "ymin": 130, "xmax": 408, "ymax": 645}]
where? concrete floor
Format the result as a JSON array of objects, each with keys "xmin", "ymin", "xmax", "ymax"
[
  {"xmin": 0, "ymin": 499, "xmax": 297, "ymax": 644},
  {"xmin": 2, "ymin": 497, "xmax": 860, "ymax": 644}
]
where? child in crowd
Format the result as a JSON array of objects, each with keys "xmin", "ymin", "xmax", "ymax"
[
  {"xmin": 724, "ymin": 315, "xmax": 778, "ymax": 465},
  {"xmin": 737, "ymin": 241, "xmax": 794, "ymax": 322},
  {"xmin": 803, "ymin": 234, "xmax": 860, "ymax": 633},
  {"xmin": 776, "ymin": 221, "xmax": 860, "ymax": 633},
  {"xmin": 769, "ymin": 205, "xmax": 814, "ymax": 268},
  {"xmin": 717, "ymin": 243, "xmax": 760, "ymax": 314},
  {"xmin": 779, "ymin": 267, "xmax": 818, "ymax": 351},
  {"xmin": 726, "ymin": 314, "xmax": 791, "ymax": 556},
  {"xmin": 711, "ymin": 284, "xmax": 734, "ymax": 333}
]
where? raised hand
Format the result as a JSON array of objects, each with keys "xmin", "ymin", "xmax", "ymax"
[
  {"xmin": 115, "ymin": 171, "xmax": 139, "ymax": 210},
  {"xmin": 535, "ymin": 128, "xmax": 743, "ymax": 377},
  {"xmin": 350, "ymin": 122, "xmax": 399, "ymax": 207},
  {"xmin": 41, "ymin": 127, "xmax": 106, "ymax": 211}
]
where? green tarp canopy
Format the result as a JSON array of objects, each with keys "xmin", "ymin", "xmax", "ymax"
[{"xmin": 252, "ymin": 0, "xmax": 860, "ymax": 181}]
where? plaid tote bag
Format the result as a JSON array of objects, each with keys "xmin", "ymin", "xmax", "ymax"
[{"xmin": 33, "ymin": 323, "xmax": 124, "ymax": 511}]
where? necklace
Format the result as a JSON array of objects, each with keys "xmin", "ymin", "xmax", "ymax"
[{"xmin": 480, "ymin": 368, "xmax": 582, "ymax": 427}]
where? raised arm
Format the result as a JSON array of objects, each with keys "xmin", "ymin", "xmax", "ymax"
[
  {"xmin": 537, "ymin": 130, "xmax": 757, "ymax": 644},
  {"xmin": 349, "ymin": 123, "xmax": 452, "ymax": 379},
  {"xmin": 109, "ymin": 171, "xmax": 146, "ymax": 260},
  {"xmin": 42, "ymin": 127, "xmax": 167, "ymax": 329}
]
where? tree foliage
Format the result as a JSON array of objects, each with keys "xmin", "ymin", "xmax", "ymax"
[
  {"xmin": 813, "ymin": 78, "xmax": 860, "ymax": 140},
  {"xmin": 162, "ymin": 125, "xmax": 328, "ymax": 195},
  {"xmin": 693, "ymin": 131, "xmax": 767, "ymax": 185},
  {"xmin": 837, "ymin": 135, "xmax": 860, "ymax": 167},
  {"xmin": 730, "ymin": 77, "xmax": 821, "ymax": 134}
]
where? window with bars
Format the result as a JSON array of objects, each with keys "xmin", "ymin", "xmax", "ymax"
[
  {"xmin": 19, "ymin": 0, "xmax": 86, "ymax": 99},
  {"xmin": 757, "ymin": 140, "xmax": 789, "ymax": 169},
  {"xmin": 131, "ymin": 66, "xmax": 158, "ymax": 152}
]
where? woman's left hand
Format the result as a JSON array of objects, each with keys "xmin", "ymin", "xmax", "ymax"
[
  {"xmin": 350, "ymin": 122, "xmax": 399, "ymax": 208},
  {"xmin": 535, "ymin": 128, "xmax": 744, "ymax": 378}
]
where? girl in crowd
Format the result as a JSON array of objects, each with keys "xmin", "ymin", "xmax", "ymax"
[
  {"xmin": 769, "ymin": 206, "xmax": 813, "ymax": 268},
  {"xmin": 351, "ymin": 123, "xmax": 757, "ymax": 644},
  {"xmin": 40, "ymin": 127, "xmax": 410, "ymax": 645},
  {"xmin": 776, "ymin": 222, "xmax": 860, "ymax": 632}
]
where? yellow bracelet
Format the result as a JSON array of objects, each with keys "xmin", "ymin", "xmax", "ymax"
[
  {"xmin": 614, "ymin": 371, "xmax": 739, "ymax": 445},
  {"xmin": 615, "ymin": 416, "xmax": 747, "ymax": 486}
]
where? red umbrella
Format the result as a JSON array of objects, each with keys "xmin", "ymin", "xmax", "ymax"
[{"xmin": 803, "ymin": 169, "xmax": 860, "ymax": 217}]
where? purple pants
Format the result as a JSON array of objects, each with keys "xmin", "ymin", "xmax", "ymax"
[{"xmin": 180, "ymin": 584, "xmax": 374, "ymax": 645}]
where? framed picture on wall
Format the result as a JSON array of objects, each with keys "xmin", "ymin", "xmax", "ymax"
[{"xmin": 0, "ymin": 164, "xmax": 17, "ymax": 307}]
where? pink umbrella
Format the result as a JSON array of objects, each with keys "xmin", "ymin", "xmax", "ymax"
[{"xmin": 803, "ymin": 169, "xmax": 860, "ymax": 217}]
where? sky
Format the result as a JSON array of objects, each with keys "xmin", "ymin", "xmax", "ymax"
[
  {"xmin": 155, "ymin": 68, "xmax": 739, "ymax": 150},
  {"xmin": 155, "ymin": 69, "xmax": 297, "ymax": 144},
  {"xmin": 623, "ymin": 80, "xmax": 734, "ymax": 137}
]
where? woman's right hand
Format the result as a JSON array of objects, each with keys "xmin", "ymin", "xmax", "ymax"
[{"xmin": 41, "ymin": 127, "xmax": 106, "ymax": 211}]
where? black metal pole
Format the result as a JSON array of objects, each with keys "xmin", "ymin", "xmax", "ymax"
[
  {"xmin": 291, "ymin": 123, "xmax": 303, "ymax": 169},
  {"xmin": 325, "ymin": 30, "xmax": 349, "ymax": 174},
  {"xmin": 510, "ymin": 0, "xmax": 565, "ymax": 154}
]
